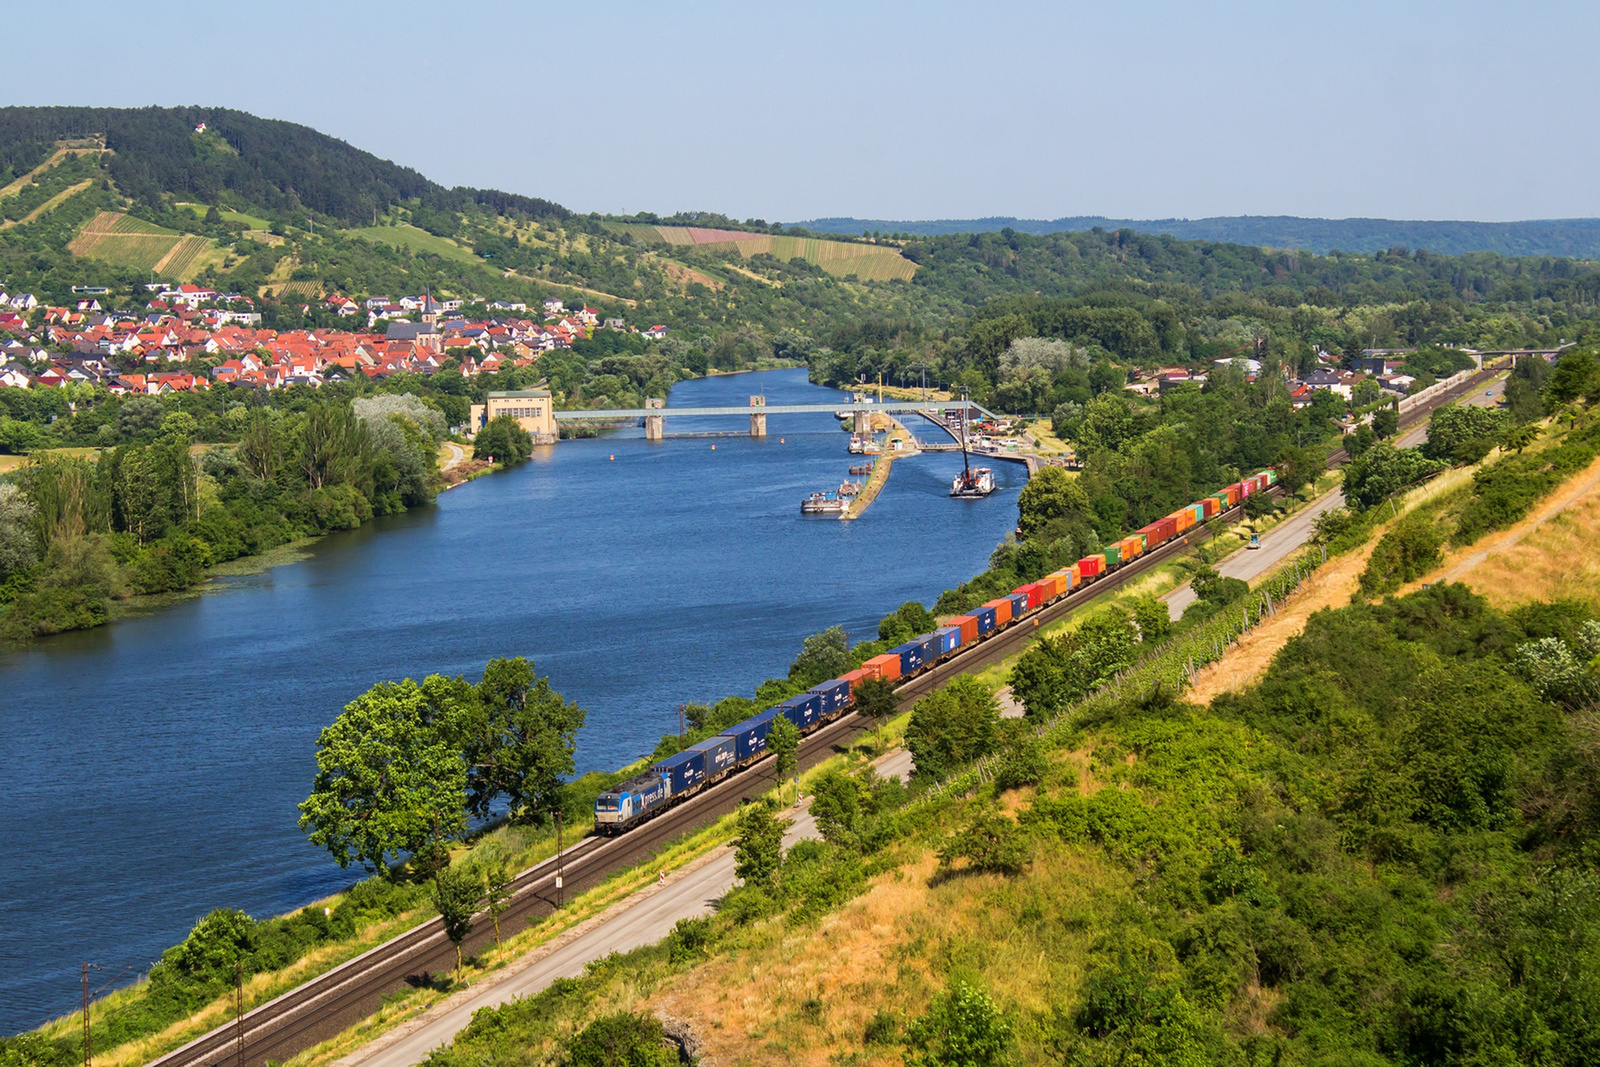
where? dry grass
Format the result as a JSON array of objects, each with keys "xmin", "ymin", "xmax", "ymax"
[
  {"xmin": 648, "ymin": 254, "xmax": 724, "ymax": 291},
  {"xmin": 646, "ymin": 840, "xmax": 1121, "ymax": 1066},
  {"xmin": 1404, "ymin": 454, "xmax": 1600, "ymax": 611}
]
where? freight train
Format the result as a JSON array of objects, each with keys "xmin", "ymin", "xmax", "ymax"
[{"xmin": 593, "ymin": 469, "xmax": 1279, "ymax": 833}]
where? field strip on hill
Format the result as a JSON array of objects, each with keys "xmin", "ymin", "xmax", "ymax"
[
  {"xmin": 68, "ymin": 211, "xmax": 185, "ymax": 269},
  {"xmin": 1, "ymin": 179, "xmax": 94, "ymax": 230},
  {"xmin": 152, "ymin": 234, "xmax": 213, "ymax": 276},
  {"xmin": 646, "ymin": 225, "xmax": 917, "ymax": 281},
  {"xmin": 0, "ymin": 146, "xmax": 85, "ymax": 201}
]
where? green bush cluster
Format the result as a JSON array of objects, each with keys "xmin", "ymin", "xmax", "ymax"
[{"xmin": 1010, "ymin": 584, "xmax": 1600, "ymax": 1065}]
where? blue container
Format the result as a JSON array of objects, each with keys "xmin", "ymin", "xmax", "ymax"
[
  {"xmin": 975, "ymin": 606, "xmax": 998, "ymax": 634},
  {"xmin": 917, "ymin": 632, "xmax": 941, "ymax": 661},
  {"xmin": 721, "ymin": 710, "xmax": 776, "ymax": 762},
  {"xmin": 934, "ymin": 626, "xmax": 962, "ymax": 655},
  {"xmin": 890, "ymin": 640, "xmax": 926, "ymax": 677},
  {"xmin": 778, "ymin": 691, "xmax": 823, "ymax": 730},
  {"xmin": 811, "ymin": 678, "xmax": 851, "ymax": 715},
  {"xmin": 688, "ymin": 734, "xmax": 738, "ymax": 779},
  {"xmin": 1008, "ymin": 592, "xmax": 1030, "ymax": 618},
  {"xmin": 653, "ymin": 748, "xmax": 707, "ymax": 796}
]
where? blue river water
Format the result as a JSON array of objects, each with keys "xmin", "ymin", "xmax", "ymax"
[{"xmin": 0, "ymin": 368, "xmax": 1025, "ymax": 1033}]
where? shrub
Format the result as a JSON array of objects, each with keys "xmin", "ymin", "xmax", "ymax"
[
  {"xmin": 1359, "ymin": 511, "xmax": 1444, "ymax": 596},
  {"xmin": 473, "ymin": 414, "xmax": 533, "ymax": 464},
  {"xmin": 562, "ymin": 1012, "xmax": 677, "ymax": 1067},
  {"xmin": 992, "ymin": 729, "xmax": 1048, "ymax": 792},
  {"xmin": 939, "ymin": 809, "xmax": 1032, "ymax": 875},
  {"xmin": 905, "ymin": 981, "xmax": 1014, "ymax": 1067},
  {"xmin": 1342, "ymin": 442, "xmax": 1447, "ymax": 511}
]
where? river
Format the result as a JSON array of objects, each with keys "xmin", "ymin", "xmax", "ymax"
[{"xmin": 0, "ymin": 368, "xmax": 1025, "ymax": 1033}]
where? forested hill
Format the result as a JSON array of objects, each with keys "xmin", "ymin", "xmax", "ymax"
[
  {"xmin": 0, "ymin": 106, "xmax": 567, "ymax": 226},
  {"xmin": 796, "ymin": 214, "xmax": 1600, "ymax": 259}
]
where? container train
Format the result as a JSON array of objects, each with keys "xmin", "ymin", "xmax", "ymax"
[{"xmin": 593, "ymin": 469, "xmax": 1279, "ymax": 833}]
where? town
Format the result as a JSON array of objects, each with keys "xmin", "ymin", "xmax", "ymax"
[{"xmin": 0, "ymin": 284, "xmax": 665, "ymax": 395}]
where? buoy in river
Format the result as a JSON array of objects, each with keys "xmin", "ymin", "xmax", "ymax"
[
  {"xmin": 780, "ymin": 437, "xmax": 785, "ymax": 443},
  {"xmin": 609, "ymin": 454, "xmax": 614, "ymax": 461},
  {"xmin": 711, "ymin": 444, "xmax": 716, "ymax": 450}
]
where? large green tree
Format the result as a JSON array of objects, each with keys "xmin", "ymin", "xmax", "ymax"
[
  {"xmin": 905, "ymin": 676, "xmax": 1001, "ymax": 780},
  {"xmin": 298, "ymin": 677, "xmax": 470, "ymax": 876},
  {"xmin": 1016, "ymin": 465, "xmax": 1093, "ymax": 540},
  {"xmin": 462, "ymin": 657, "xmax": 586, "ymax": 824}
]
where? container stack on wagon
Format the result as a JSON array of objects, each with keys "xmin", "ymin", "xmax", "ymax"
[{"xmin": 594, "ymin": 469, "xmax": 1280, "ymax": 833}]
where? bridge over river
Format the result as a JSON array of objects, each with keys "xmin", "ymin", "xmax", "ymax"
[{"xmin": 553, "ymin": 397, "xmax": 1000, "ymax": 440}]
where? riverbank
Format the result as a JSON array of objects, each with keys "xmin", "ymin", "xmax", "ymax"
[{"xmin": 2, "ymin": 368, "xmax": 1019, "ymax": 1035}]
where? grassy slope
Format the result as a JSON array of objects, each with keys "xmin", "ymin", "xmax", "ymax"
[{"xmin": 346, "ymin": 222, "xmax": 482, "ymax": 266}]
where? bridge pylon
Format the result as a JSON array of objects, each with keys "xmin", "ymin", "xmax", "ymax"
[
  {"xmin": 749, "ymin": 395, "xmax": 766, "ymax": 437},
  {"xmin": 644, "ymin": 397, "xmax": 664, "ymax": 441}
]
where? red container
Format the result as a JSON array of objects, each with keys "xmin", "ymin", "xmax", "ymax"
[
  {"xmin": 863, "ymin": 653, "xmax": 901, "ymax": 682},
  {"xmin": 838, "ymin": 668, "xmax": 868, "ymax": 698},
  {"xmin": 1201, "ymin": 497, "xmax": 1219, "ymax": 519},
  {"xmin": 1019, "ymin": 583, "xmax": 1044, "ymax": 610},
  {"xmin": 1078, "ymin": 554, "xmax": 1105, "ymax": 578},
  {"xmin": 983, "ymin": 597, "xmax": 1013, "ymax": 627},
  {"xmin": 950, "ymin": 615, "xmax": 979, "ymax": 644},
  {"xmin": 1157, "ymin": 516, "xmax": 1178, "ymax": 541}
]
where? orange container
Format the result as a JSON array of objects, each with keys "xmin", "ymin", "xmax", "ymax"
[
  {"xmin": 950, "ymin": 615, "xmax": 979, "ymax": 644},
  {"xmin": 983, "ymin": 597, "xmax": 1013, "ymax": 627},
  {"xmin": 838, "ymin": 668, "xmax": 868, "ymax": 697},
  {"xmin": 863, "ymin": 653, "xmax": 902, "ymax": 682},
  {"xmin": 1172, "ymin": 509, "xmax": 1195, "ymax": 533},
  {"xmin": 1068, "ymin": 564, "xmax": 1082, "ymax": 588},
  {"xmin": 1118, "ymin": 535, "xmax": 1143, "ymax": 561},
  {"xmin": 1201, "ymin": 497, "xmax": 1219, "ymax": 519}
]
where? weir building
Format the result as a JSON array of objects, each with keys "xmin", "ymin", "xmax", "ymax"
[{"xmin": 469, "ymin": 389, "xmax": 558, "ymax": 443}]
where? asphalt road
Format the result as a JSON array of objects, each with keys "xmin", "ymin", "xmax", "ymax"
[
  {"xmin": 1396, "ymin": 376, "xmax": 1504, "ymax": 448},
  {"xmin": 1163, "ymin": 489, "xmax": 1346, "ymax": 619},
  {"xmin": 343, "ymin": 748, "xmax": 916, "ymax": 1067}
]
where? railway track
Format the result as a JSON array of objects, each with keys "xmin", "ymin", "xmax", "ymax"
[{"xmin": 146, "ymin": 362, "xmax": 1507, "ymax": 1067}]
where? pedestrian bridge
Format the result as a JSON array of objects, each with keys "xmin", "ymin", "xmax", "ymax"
[{"xmin": 552, "ymin": 398, "xmax": 998, "ymax": 440}]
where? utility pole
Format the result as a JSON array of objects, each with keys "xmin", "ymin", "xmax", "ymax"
[
  {"xmin": 553, "ymin": 810, "xmax": 565, "ymax": 908},
  {"xmin": 81, "ymin": 963, "xmax": 92, "ymax": 1067},
  {"xmin": 677, "ymin": 703, "xmax": 684, "ymax": 742},
  {"xmin": 235, "ymin": 961, "xmax": 245, "ymax": 1067}
]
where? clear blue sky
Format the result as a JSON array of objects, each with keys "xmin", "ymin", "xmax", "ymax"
[{"xmin": 10, "ymin": 0, "xmax": 1596, "ymax": 222}]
